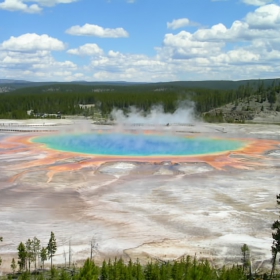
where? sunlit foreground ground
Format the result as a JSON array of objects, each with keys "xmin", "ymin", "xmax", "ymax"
[{"xmin": 0, "ymin": 119, "xmax": 280, "ymax": 273}]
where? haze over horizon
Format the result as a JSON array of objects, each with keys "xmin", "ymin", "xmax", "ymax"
[{"xmin": 0, "ymin": 0, "xmax": 280, "ymax": 83}]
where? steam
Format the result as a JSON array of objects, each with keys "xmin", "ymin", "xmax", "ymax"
[
  {"xmin": 110, "ymin": 102, "xmax": 196, "ymax": 126},
  {"xmin": 32, "ymin": 99, "xmax": 249, "ymax": 158}
]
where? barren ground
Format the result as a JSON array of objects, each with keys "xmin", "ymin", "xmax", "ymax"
[{"xmin": 0, "ymin": 119, "xmax": 280, "ymax": 274}]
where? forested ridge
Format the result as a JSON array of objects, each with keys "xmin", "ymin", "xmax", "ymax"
[
  {"xmin": 0, "ymin": 79, "xmax": 280, "ymax": 120},
  {"xmin": 1, "ymin": 78, "xmax": 279, "ymax": 91}
]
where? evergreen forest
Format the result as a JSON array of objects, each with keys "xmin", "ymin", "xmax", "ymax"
[{"xmin": 0, "ymin": 79, "xmax": 279, "ymax": 120}]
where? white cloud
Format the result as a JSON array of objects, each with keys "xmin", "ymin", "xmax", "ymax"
[
  {"xmin": 67, "ymin": 43, "xmax": 104, "ymax": 56},
  {"xmin": 0, "ymin": 47, "xmax": 78, "ymax": 81},
  {"xmin": 2, "ymin": 50, "xmax": 49, "ymax": 64},
  {"xmin": 214, "ymin": 49, "xmax": 261, "ymax": 64},
  {"xmin": 193, "ymin": 20, "xmax": 279, "ymax": 43},
  {"xmin": 0, "ymin": 0, "xmax": 77, "ymax": 13},
  {"xmin": 167, "ymin": 18, "xmax": 196, "ymax": 30},
  {"xmin": 92, "ymin": 51, "xmax": 165, "ymax": 70},
  {"xmin": 89, "ymin": 51, "xmax": 171, "ymax": 82},
  {"xmin": 242, "ymin": 0, "xmax": 273, "ymax": 6},
  {"xmin": 73, "ymin": 73, "xmax": 84, "ymax": 78},
  {"xmin": 0, "ymin": 0, "xmax": 41, "ymax": 13},
  {"xmin": 189, "ymin": 4, "xmax": 280, "ymax": 44},
  {"xmin": 162, "ymin": 31, "xmax": 224, "ymax": 59},
  {"xmin": 1, "ymin": 33, "xmax": 66, "ymax": 51},
  {"xmin": 154, "ymin": 3, "xmax": 280, "ymax": 80},
  {"xmin": 65, "ymin": 23, "xmax": 129, "ymax": 38},
  {"xmin": 34, "ymin": 0, "xmax": 78, "ymax": 7},
  {"xmin": 1, "ymin": 4, "xmax": 280, "ymax": 82},
  {"xmin": 245, "ymin": 4, "xmax": 280, "ymax": 29},
  {"xmin": 53, "ymin": 71, "xmax": 72, "ymax": 76}
]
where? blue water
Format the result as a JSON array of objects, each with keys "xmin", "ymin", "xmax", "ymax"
[{"xmin": 33, "ymin": 132, "xmax": 246, "ymax": 156}]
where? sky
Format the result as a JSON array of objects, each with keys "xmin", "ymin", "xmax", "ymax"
[{"xmin": 0, "ymin": 0, "xmax": 280, "ymax": 82}]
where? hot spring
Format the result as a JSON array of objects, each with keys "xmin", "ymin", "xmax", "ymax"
[
  {"xmin": 32, "ymin": 132, "xmax": 247, "ymax": 156},
  {"xmin": 1, "ymin": 122, "xmax": 280, "ymax": 271}
]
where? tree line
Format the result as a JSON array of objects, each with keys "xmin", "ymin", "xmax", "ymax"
[
  {"xmin": 0, "ymin": 79, "xmax": 279, "ymax": 119},
  {"xmin": 11, "ymin": 232, "xmax": 57, "ymax": 274}
]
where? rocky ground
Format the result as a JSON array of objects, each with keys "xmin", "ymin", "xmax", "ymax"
[
  {"xmin": 0, "ymin": 119, "xmax": 280, "ymax": 275},
  {"xmin": 205, "ymin": 95, "xmax": 280, "ymax": 124}
]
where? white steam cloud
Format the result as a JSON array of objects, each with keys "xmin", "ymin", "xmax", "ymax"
[{"xmin": 110, "ymin": 103, "xmax": 196, "ymax": 126}]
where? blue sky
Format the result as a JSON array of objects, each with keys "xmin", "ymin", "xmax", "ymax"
[{"xmin": 0, "ymin": 0, "xmax": 279, "ymax": 82}]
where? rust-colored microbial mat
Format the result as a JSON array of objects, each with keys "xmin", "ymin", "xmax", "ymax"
[
  {"xmin": 0, "ymin": 123, "xmax": 280, "ymax": 271},
  {"xmin": 0, "ymin": 130, "xmax": 279, "ymax": 179}
]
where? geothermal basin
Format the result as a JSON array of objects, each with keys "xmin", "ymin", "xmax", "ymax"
[
  {"xmin": 0, "ymin": 120, "xmax": 280, "ymax": 273},
  {"xmin": 33, "ymin": 132, "xmax": 248, "ymax": 157}
]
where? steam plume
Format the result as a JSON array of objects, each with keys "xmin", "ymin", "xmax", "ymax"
[{"xmin": 110, "ymin": 102, "xmax": 196, "ymax": 126}]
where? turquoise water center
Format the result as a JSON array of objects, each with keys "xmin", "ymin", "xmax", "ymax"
[{"xmin": 33, "ymin": 132, "xmax": 247, "ymax": 157}]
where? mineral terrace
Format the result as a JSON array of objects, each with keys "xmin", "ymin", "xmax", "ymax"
[{"xmin": 0, "ymin": 119, "xmax": 280, "ymax": 273}]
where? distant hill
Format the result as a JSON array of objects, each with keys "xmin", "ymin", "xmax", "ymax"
[
  {"xmin": 0, "ymin": 79, "xmax": 30, "ymax": 84},
  {"xmin": 0, "ymin": 78, "xmax": 279, "ymax": 92},
  {"xmin": 0, "ymin": 80, "xmax": 147, "ymax": 91},
  {"xmin": 154, "ymin": 79, "xmax": 280, "ymax": 90}
]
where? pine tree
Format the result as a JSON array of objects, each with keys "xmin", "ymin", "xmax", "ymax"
[
  {"xmin": 59, "ymin": 269, "xmax": 71, "ymax": 280},
  {"xmin": 17, "ymin": 242, "xmax": 27, "ymax": 272},
  {"xmin": 11, "ymin": 258, "xmax": 17, "ymax": 274},
  {"xmin": 77, "ymin": 258, "xmax": 99, "ymax": 279},
  {"xmin": 0, "ymin": 237, "xmax": 2, "ymax": 268},
  {"xmin": 100, "ymin": 260, "xmax": 108, "ymax": 280},
  {"xmin": 135, "ymin": 258, "xmax": 144, "ymax": 280},
  {"xmin": 40, "ymin": 247, "xmax": 47, "ymax": 270},
  {"xmin": 32, "ymin": 237, "xmax": 41, "ymax": 271},
  {"xmin": 25, "ymin": 239, "xmax": 35, "ymax": 272},
  {"xmin": 50, "ymin": 266, "xmax": 59, "ymax": 279},
  {"xmin": 241, "ymin": 244, "xmax": 251, "ymax": 275},
  {"xmin": 19, "ymin": 271, "xmax": 31, "ymax": 280},
  {"xmin": 270, "ymin": 194, "xmax": 280, "ymax": 279},
  {"xmin": 47, "ymin": 232, "xmax": 57, "ymax": 268}
]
